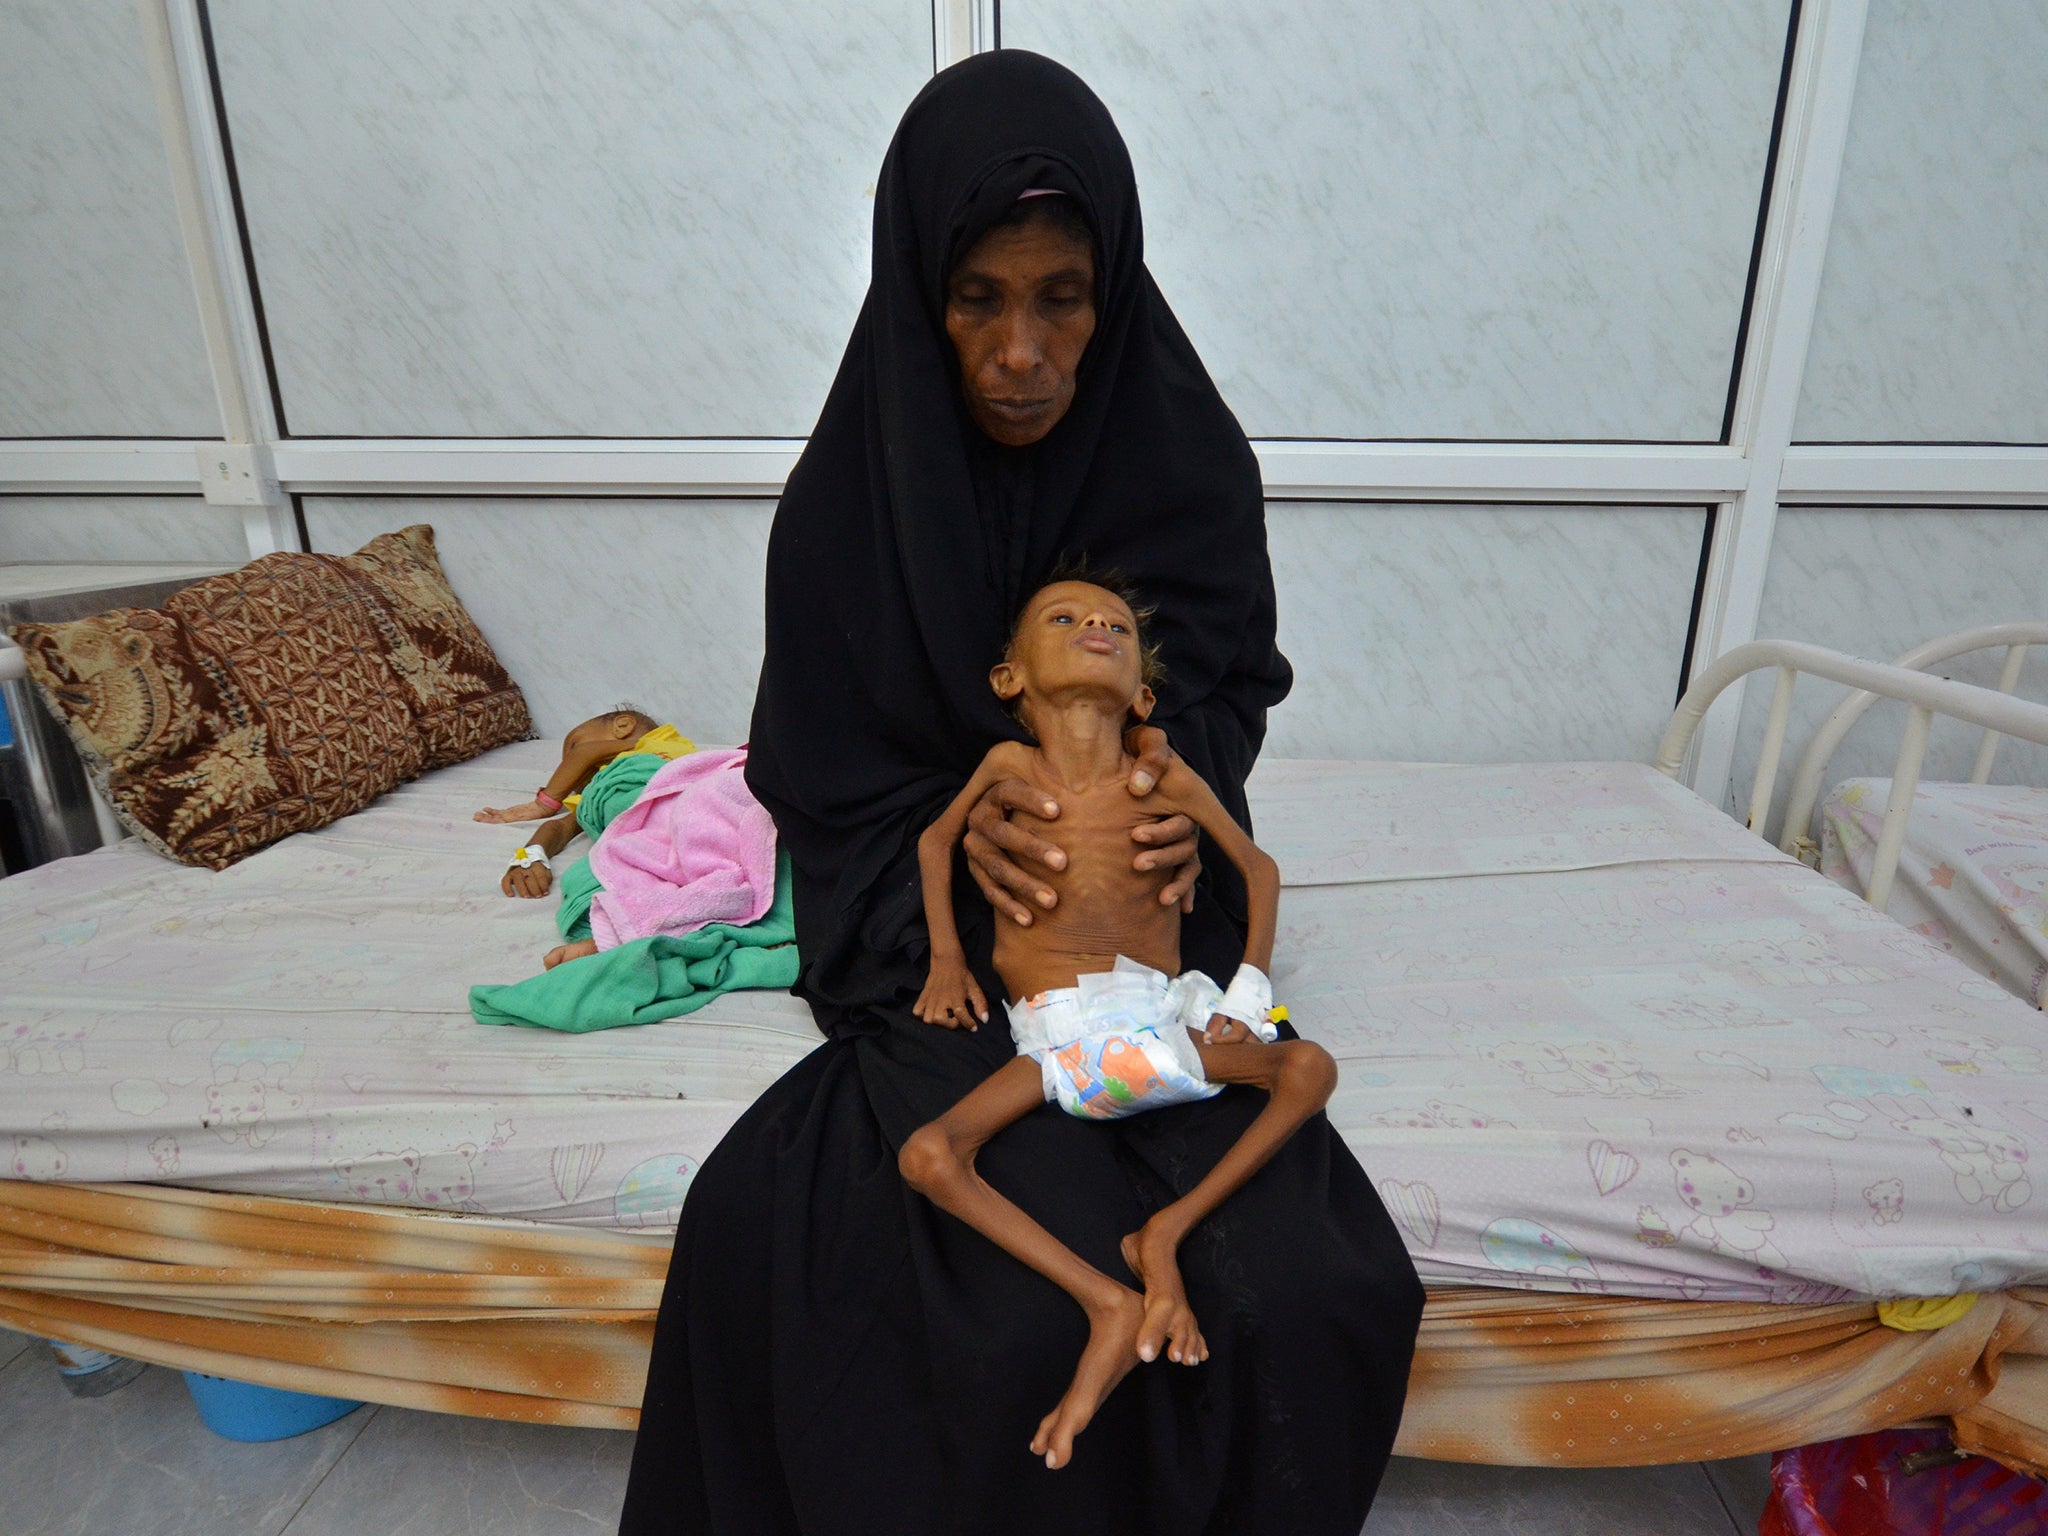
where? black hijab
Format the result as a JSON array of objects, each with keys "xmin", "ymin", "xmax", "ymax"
[{"xmin": 746, "ymin": 50, "xmax": 1292, "ymax": 1031}]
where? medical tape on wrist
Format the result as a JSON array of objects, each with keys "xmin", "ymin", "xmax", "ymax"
[
  {"xmin": 508, "ymin": 844, "xmax": 550, "ymax": 871},
  {"xmin": 1216, "ymin": 963, "xmax": 1278, "ymax": 1040}
]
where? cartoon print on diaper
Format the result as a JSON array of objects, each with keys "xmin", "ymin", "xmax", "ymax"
[
  {"xmin": 1688, "ymin": 919, "xmax": 1894, "ymax": 988},
  {"xmin": 1054, "ymin": 1033, "xmax": 1152, "ymax": 1116},
  {"xmin": 1479, "ymin": 1217, "xmax": 1598, "ymax": 1287},
  {"xmin": 615, "ymin": 1154, "xmax": 699, "ymax": 1229},
  {"xmin": 1863, "ymin": 1179, "xmax": 1905, "ymax": 1226},
  {"xmin": 8, "ymin": 1135, "xmax": 67, "ymax": 1180},
  {"xmin": 1892, "ymin": 1116, "xmax": 2031, "ymax": 1213},
  {"xmin": 1, "ymin": 1011, "xmax": 92, "ymax": 1075},
  {"xmin": 1669, "ymin": 1149, "xmax": 1786, "ymax": 1272},
  {"xmin": 204, "ymin": 1038, "xmax": 304, "ymax": 1148}
]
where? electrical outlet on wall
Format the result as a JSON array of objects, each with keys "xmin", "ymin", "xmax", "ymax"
[{"xmin": 196, "ymin": 442, "xmax": 280, "ymax": 507}]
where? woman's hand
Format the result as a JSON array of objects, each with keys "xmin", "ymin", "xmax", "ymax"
[
  {"xmin": 1124, "ymin": 726, "xmax": 1200, "ymax": 912},
  {"xmin": 964, "ymin": 778, "xmax": 1069, "ymax": 927}
]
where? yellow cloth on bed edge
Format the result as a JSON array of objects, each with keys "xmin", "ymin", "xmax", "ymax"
[
  {"xmin": 562, "ymin": 725, "xmax": 695, "ymax": 808},
  {"xmin": 1877, "ymin": 1294, "xmax": 1979, "ymax": 1332}
]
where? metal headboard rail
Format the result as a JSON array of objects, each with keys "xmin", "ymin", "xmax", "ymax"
[
  {"xmin": 1778, "ymin": 621, "xmax": 2048, "ymax": 861},
  {"xmin": 1658, "ymin": 640, "xmax": 2048, "ymax": 913}
]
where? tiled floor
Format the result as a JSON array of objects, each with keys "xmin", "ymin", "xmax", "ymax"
[{"xmin": 0, "ymin": 1328, "xmax": 1768, "ymax": 1534}]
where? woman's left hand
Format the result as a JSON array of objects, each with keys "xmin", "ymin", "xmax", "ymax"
[{"xmin": 1125, "ymin": 725, "xmax": 1201, "ymax": 912}]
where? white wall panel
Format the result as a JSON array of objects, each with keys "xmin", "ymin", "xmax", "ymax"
[
  {"xmin": 0, "ymin": 2, "xmax": 219, "ymax": 438},
  {"xmin": 208, "ymin": 1, "xmax": 931, "ymax": 439},
  {"xmin": 1002, "ymin": 1, "xmax": 1790, "ymax": 442},
  {"xmin": 1795, "ymin": 2, "xmax": 2048, "ymax": 444},
  {"xmin": 1730, "ymin": 508, "xmax": 2048, "ymax": 841},
  {"xmin": 305, "ymin": 498, "xmax": 773, "ymax": 743},
  {"xmin": 0, "ymin": 498, "xmax": 247, "ymax": 563},
  {"xmin": 1265, "ymin": 504, "xmax": 1706, "ymax": 761},
  {"xmin": 309, "ymin": 499, "xmax": 1704, "ymax": 764}
]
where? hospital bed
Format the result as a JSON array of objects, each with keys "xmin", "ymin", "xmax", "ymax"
[
  {"xmin": 1772, "ymin": 623, "xmax": 2048, "ymax": 1009},
  {"xmin": 1, "ymin": 642, "xmax": 2044, "ymax": 1474}
]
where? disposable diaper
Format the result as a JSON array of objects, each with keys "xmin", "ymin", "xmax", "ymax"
[{"xmin": 1007, "ymin": 956, "xmax": 1224, "ymax": 1120}]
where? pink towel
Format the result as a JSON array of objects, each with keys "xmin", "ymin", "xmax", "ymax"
[{"xmin": 587, "ymin": 749, "xmax": 777, "ymax": 951}]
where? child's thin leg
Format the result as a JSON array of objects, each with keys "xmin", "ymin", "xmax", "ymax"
[
  {"xmin": 544, "ymin": 938, "xmax": 599, "ymax": 969},
  {"xmin": 1122, "ymin": 1038, "xmax": 1339, "ymax": 1364},
  {"xmin": 898, "ymin": 1058, "xmax": 1146, "ymax": 1470}
]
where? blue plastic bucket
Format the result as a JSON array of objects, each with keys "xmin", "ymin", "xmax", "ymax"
[{"xmin": 180, "ymin": 1371, "xmax": 362, "ymax": 1441}]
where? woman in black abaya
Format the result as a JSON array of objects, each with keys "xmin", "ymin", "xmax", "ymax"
[{"xmin": 619, "ymin": 51, "xmax": 1423, "ymax": 1536}]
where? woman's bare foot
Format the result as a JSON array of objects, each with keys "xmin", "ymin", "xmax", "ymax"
[
  {"xmin": 1122, "ymin": 1227, "xmax": 1206, "ymax": 1366},
  {"xmin": 1030, "ymin": 1285, "xmax": 1145, "ymax": 1470},
  {"xmin": 543, "ymin": 938, "xmax": 599, "ymax": 970},
  {"xmin": 476, "ymin": 800, "xmax": 548, "ymax": 824}
]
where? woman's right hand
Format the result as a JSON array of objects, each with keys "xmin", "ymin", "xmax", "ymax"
[{"xmin": 963, "ymin": 778, "xmax": 1068, "ymax": 926}]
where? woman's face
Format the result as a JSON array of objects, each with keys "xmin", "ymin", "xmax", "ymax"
[{"xmin": 945, "ymin": 218, "xmax": 1097, "ymax": 447}]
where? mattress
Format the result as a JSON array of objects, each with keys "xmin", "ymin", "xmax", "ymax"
[
  {"xmin": 1821, "ymin": 778, "xmax": 2048, "ymax": 1009},
  {"xmin": 4, "ymin": 744, "xmax": 2045, "ymax": 1306}
]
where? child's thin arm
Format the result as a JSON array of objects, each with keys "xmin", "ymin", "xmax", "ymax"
[
  {"xmin": 476, "ymin": 738, "xmax": 630, "ymax": 823},
  {"xmin": 918, "ymin": 752, "xmax": 1022, "ymax": 956},
  {"xmin": 1155, "ymin": 763, "xmax": 1280, "ymax": 974},
  {"xmin": 914, "ymin": 747, "xmax": 1027, "ymax": 1026},
  {"xmin": 501, "ymin": 811, "xmax": 580, "ymax": 898}
]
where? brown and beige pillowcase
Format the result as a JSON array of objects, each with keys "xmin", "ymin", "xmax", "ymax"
[{"xmin": 8, "ymin": 524, "xmax": 532, "ymax": 870}]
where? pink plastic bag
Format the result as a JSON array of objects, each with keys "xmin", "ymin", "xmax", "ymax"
[{"xmin": 1761, "ymin": 1428, "xmax": 2048, "ymax": 1536}]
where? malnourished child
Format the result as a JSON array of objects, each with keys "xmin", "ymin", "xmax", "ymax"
[
  {"xmin": 476, "ymin": 708, "xmax": 694, "ymax": 965},
  {"xmin": 901, "ymin": 575, "xmax": 1337, "ymax": 1471}
]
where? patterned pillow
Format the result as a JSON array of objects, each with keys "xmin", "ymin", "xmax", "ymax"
[{"xmin": 8, "ymin": 525, "xmax": 531, "ymax": 869}]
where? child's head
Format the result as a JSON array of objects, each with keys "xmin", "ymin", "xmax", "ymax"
[
  {"xmin": 566, "ymin": 706, "xmax": 657, "ymax": 752},
  {"xmin": 991, "ymin": 571, "xmax": 1162, "ymax": 736}
]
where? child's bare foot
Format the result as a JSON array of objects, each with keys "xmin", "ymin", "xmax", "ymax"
[
  {"xmin": 476, "ymin": 800, "xmax": 548, "ymax": 824},
  {"xmin": 543, "ymin": 938, "xmax": 599, "ymax": 970},
  {"xmin": 1121, "ymin": 1227, "xmax": 1206, "ymax": 1366},
  {"xmin": 1030, "ymin": 1284, "xmax": 1144, "ymax": 1470}
]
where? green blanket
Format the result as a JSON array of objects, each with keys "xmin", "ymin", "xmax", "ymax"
[
  {"xmin": 555, "ymin": 751, "xmax": 667, "ymax": 941},
  {"xmin": 472, "ymin": 853, "xmax": 797, "ymax": 1033}
]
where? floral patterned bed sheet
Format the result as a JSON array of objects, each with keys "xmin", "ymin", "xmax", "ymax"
[
  {"xmin": 4, "ymin": 747, "xmax": 2044, "ymax": 1302},
  {"xmin": 1821, "ymin": 778, "xmax": 2048, "ymax": 1009},
  {"xmin": 0, "ymin": 741, "xmax": 821, "ymax": 1230}
]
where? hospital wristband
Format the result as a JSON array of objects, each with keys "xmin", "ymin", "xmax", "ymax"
[
  {"xmin": 508, "ymin": 844, "xmax": 551, "ymax": 871},
  {"xmin": 534, "ymin": 788, "xmax": 565, "ymax": 814},
  {"xmin": 1216, "ymin": 963, "xmax": 1278, "ymax": 1040}
]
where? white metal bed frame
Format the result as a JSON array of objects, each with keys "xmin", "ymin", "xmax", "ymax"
[
  {"xmin": 1778, "ymin": 621, "xmax": 2048, "ymax": 857},
  {"xmin": 1659, "ymin": 638, "xmax": 2048, "ymax": 914}
]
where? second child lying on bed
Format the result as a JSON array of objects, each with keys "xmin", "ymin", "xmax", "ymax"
[
  {"xmin": 478, "ymin": 708, "xmax": 692, "ymax": 903},
  {"xmin": 899, "ymin": 575, "xmax": 1337, "ymax": 1471}
]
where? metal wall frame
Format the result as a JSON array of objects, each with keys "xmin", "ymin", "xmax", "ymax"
[{"xmin": 7, "ymin": 0, "xmax": 2047, "ymax": 806}]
